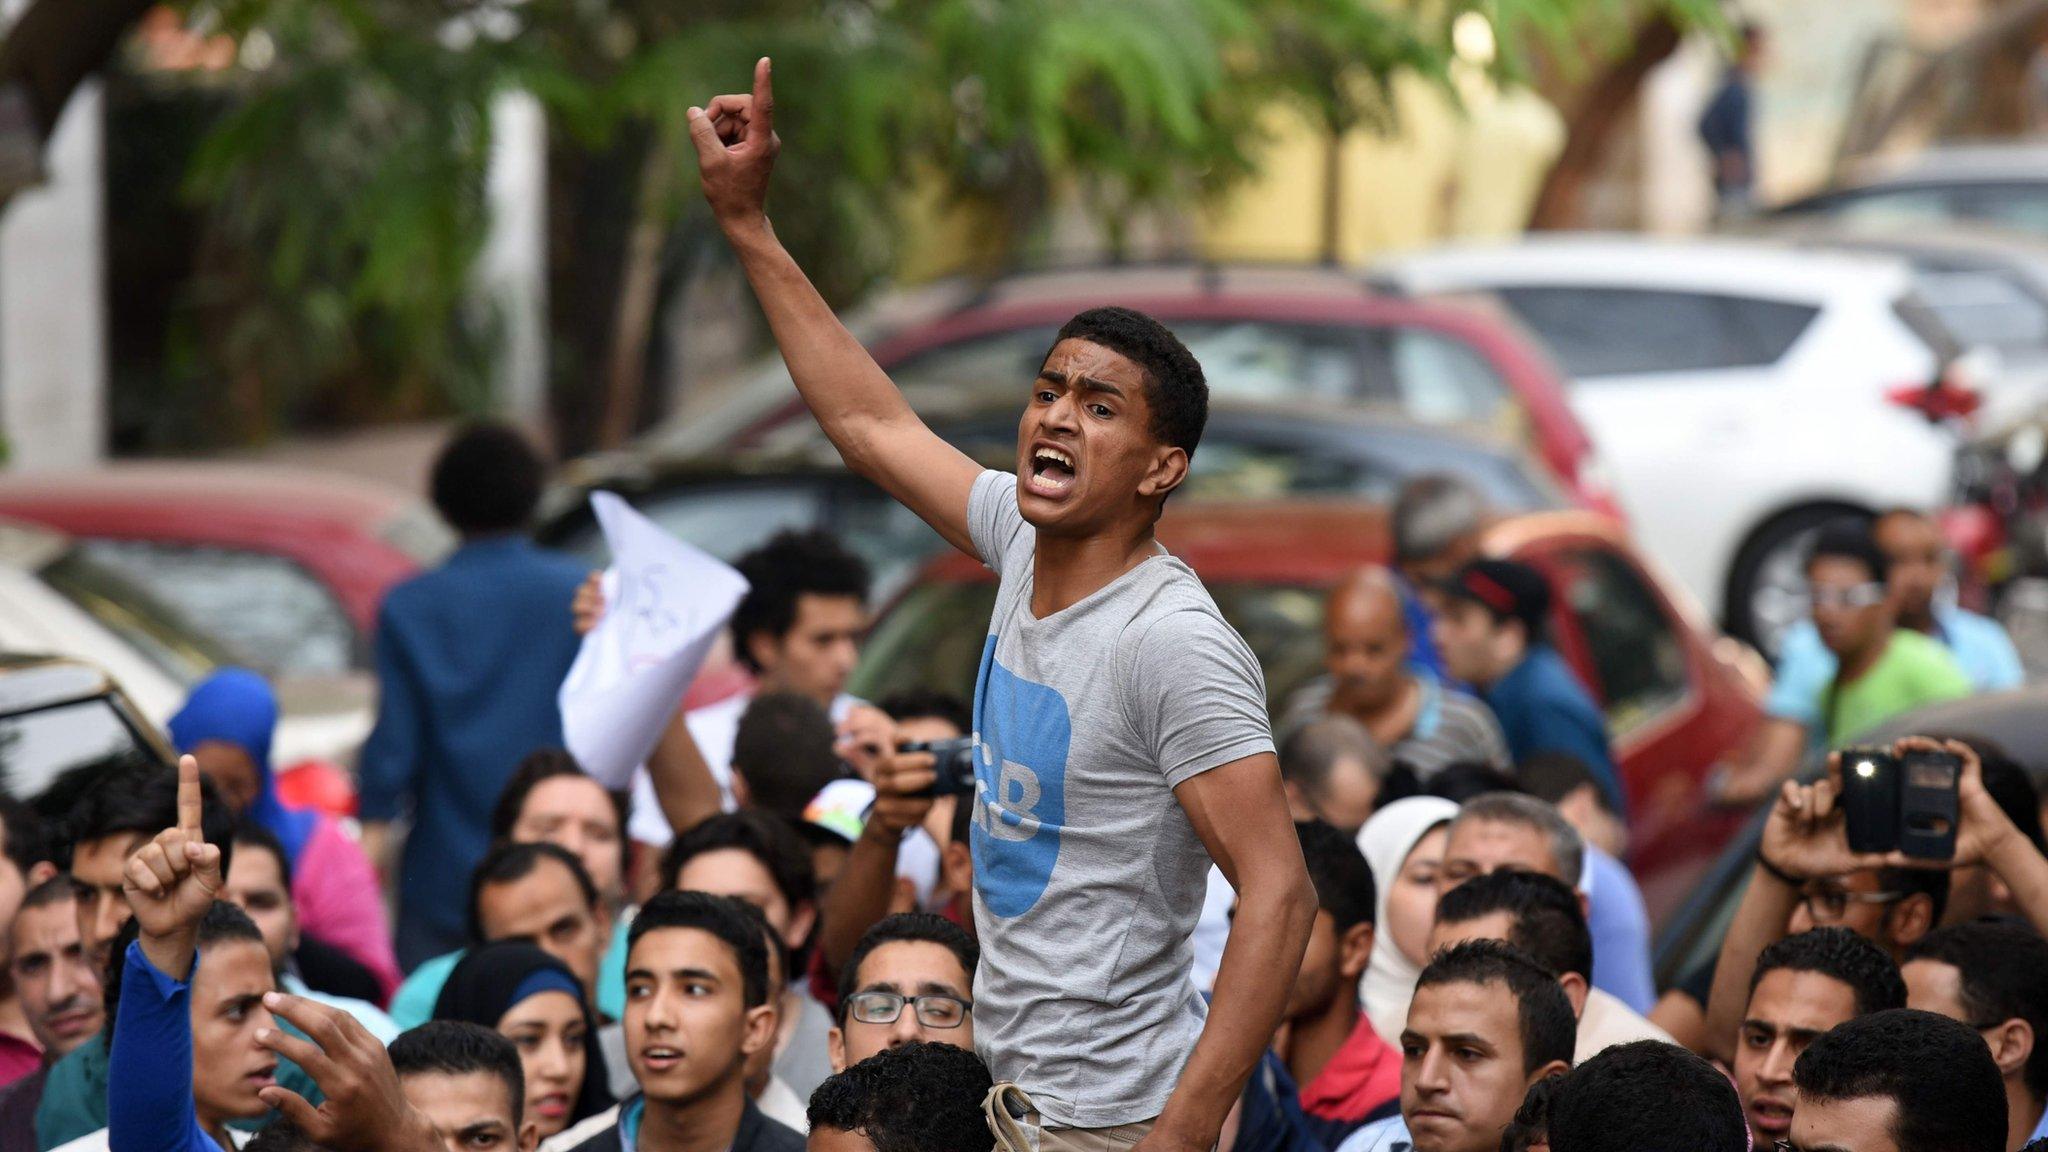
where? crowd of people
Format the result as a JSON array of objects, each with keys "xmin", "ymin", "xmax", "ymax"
[{"xmin": 5, "ymin": 56, "xmax": 2048, "ymax": 1152}]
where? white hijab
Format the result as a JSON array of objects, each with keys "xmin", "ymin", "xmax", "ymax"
[{"xmin": 1357, "ymin": 796, "xmax": 1460, "ymax": 1044}]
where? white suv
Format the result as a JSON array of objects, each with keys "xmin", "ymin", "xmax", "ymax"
[{"xmin": 1373, "ymin": 235, "xmax": 1971, "ymax": 652}]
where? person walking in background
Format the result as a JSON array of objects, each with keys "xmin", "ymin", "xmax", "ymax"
[
  {"xmin": 359, "ymin": 423, "xmax": 588, "ymax": 970},
  {"xmin": 169, "ymin": 669, "xmax": 396, "ymax": 998},
  {"xmin": 1698, "ymin": 22, "xmax": 1765, "ymax": 217}
]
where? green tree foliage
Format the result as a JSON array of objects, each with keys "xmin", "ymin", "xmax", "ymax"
[{"xmin": 148, "ymin": 0, "xmax": 1712, "ymax": 445}]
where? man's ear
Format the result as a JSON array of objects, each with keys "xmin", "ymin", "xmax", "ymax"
[
  {"xmin": 786, "ymin": 901, "xmax": 818, "ymax": 954},
  {"xmin": 740, "ymin": 1002, "xmax": 780, "ymax": 1059},
  {"xmin": 1886, "ymin": 893, "xmax": 1936, "ymax": 949},
  {"xmin": 1991, "ymin": 1017, "xmax": 2033, "ymax": 1080},
  {"xmin": 828, "ymin": 1024, "xmax": 848, "ymax": 1074},
  {"xmin": 1339, "ymin": 923, "xmax": 1374, "ymax": 981},
  {"xmin": 1559, "ymin": 972, "xmax": 1589, "ymax": 1018},
  {"xmin": 1138, "ymin": 446, "xmax": 1190, "ymax": 501},
  {"xmin": 1529, "ymin": 1059, "xmax": 1571, "ymax": 1088},
  {"xmin": 25, "ymin": 861, "xmax": 55, "ymax": 888},
  {"xmin": 518, "ymin": 1118, "xmax": 541, "ymax": 1152},
  {"xmin": 743, "ymin": 630, "xmax": 780, "ymax": 679}
]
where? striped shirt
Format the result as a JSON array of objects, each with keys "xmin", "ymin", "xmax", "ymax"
[{"xmin": 1280, "ymin": 672, "xmax": 1510, "ymax": 778}]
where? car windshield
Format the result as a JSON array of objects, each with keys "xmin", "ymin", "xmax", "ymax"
[
  {"xmin": 36, "ymin": 550, "xmax": 233, "ymax": 686},
  {"xmin": 850, "ymin": 579, "xmax": 1329, "ymax": 713}
]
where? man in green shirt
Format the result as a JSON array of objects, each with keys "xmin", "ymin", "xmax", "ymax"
[{"xmin": 1806, "ymin": 522, "xmax": 1971, "ymax": 746}]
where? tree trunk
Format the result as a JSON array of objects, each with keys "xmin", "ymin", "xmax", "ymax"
[
  {"xmin": 596, "ymin": 132, "xmax": 675, "ymax": 449},
  {"xmin": 1528, "ymin": 16, "xmax": 1682, "ymax": 230}
]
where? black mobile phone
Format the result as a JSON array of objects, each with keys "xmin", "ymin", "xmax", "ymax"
[
  {"xmin": 1838, "ymin": 746, "xmax": 1901, "ymax": 855},
  {"xmin": 900, "ymin": 737, "xmax": 977, "ymax": 798},
  {"xmin": 1896, "ymin": 748, "xmax": 1961, "ymax": 860}
]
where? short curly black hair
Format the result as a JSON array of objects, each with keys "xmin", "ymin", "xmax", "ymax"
[
  {"xmin": 1548, "ymin": 1041, "xmax": 1746, "ymax": 1152},
  {"xmin": 1750, "ymin": 927, "xmax": 1905, "ymax": 1018},
  {"xmin": 1049, "ymin": 306, "xmax": 1208, "ymax": 456},
  {"xmin": 729, "ymin": 530, "xmax": 871, "ymax": 675},
  {"xmin": 1794, "ymin": 1009, "xmax": 2004, "ymax": 1152},
  {"xmin": 807, "ymin": 1040, "xmax": 995, "ymax": 1152},
  {"xmin": 429, "ymin": 422, "xmax": 547, "ymax": 535}
]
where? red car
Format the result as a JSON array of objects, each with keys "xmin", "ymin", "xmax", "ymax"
[
  {"xmin": 849, "ymin": 501, "xmax": 1764, "ymax": 921},
  {"xmin": 641, "ymin": 264, "xmax": 1621, "ymax": 519},
  {"xmin": 0, "ymin": 463, "xmax": 454, "ymax": 678}
]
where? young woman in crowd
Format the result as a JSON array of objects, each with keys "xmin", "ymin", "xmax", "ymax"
[
  {"xmin": 1357, "ymin": 796, "xmax": 1458, "ymax": 1044},
  {"xmin": 431, "ymin": 941, "xmax": 613, "ymax": 1144},
  {"xmin": 167, "ymin": 669, "xmax": 397, "ymax": 999}
]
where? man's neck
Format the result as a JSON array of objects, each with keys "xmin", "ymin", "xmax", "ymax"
[
  {"xmin": 639, "ymin": 1076, "xmax": 749, "ymax": 1152},
  {"xmin": 1029, "ymin": 525, "xmax": 1158, "ymax": 619},
  {"xmin": 1282, "ymin": 995, "xmax": 1360, "ymax": 1090},
  {"xmin": 2005, "ymin": 1080, "xmax": 2042, "ymax": 1152},
  {"xmin": 1898, "ymin": 604, "xmax": 1937, "ymax": 636},
  {"xmin": 1836, "ymin": 624, "xmax": 1895, "ymax": 685},
  {"xmin": 1333, "ymin": 677, "xmax": 1419, "ymax": 745}
]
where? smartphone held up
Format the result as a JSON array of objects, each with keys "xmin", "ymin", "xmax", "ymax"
[{"xmin": 1838, "ymin": 745, "xmax": 1961, "ymax": 860}]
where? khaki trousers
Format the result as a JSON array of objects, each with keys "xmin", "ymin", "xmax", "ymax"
[
  {"xmin": 1031, "ymin": 1120, "xmax": 1156, "ymax": 1152},
  {"xmin": 983, "ymin": 1084, "xmax": 1158, "ymax": 1152}
]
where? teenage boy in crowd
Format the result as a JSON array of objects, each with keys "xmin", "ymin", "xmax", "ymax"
[
  {"xmin": 1282, "ymin": 567, "xmax": 1508, "ymax": 776},
  {"xmin": 1434, "ymin": 793, "xmax": 1654, "ymax": 1014},
  {"xmin": 1279, "ymin": 822, "xmax": 1397, "ymax": 1144},
  {"xmin": 0, "ymin": 881, "xmax": 99, "ymax": 1150},
  {"xmin": 1903, "ymin": 921, "xmax": 2048, "ymax": 1150},
  {"xmin": 828, "ymin": 914, "xmax": 976, "ymax": 1073},
  {"xmin": 1798, "ymin": 525, "xmax": 1970, "ymax": 748},
  {"xmin": 1430, "ymin": 560, "xmax": 1622, "ymax": 808},
  {"xmin": 548, "ymin": 891, "xmax": 803, "ymax": 1152},
  {"xmin": 1790, "ymin": 1009, "xmax": 2006, "ymax": 1152},
  {"xmin": 1731, "ymin": 928, "xmax": 1906, "ymax": 1150},
  {"xmin": 808, "ymin": 1042, "xmax": 993, "ymax": 1152},
  {"xmin": 1717, "ymin": 509, "xmax": 2022, "ymax": 805},
  {"xmin": 1426, "ymin": 870, "xmax": 1670, "ymax": 1062},
  {"xmin": 360, "ymin": 423, "xmax": 587, "ymax": 968},
  {"xmin": 222, "ymin": 827, "xmax": 397, "ymax": 1042},
  {"xmin": 1704, "ymin": 737, "xmax": 2048, "ymax": 1061},
  {"xmin": 1336, "ymin": 941, "xmax": 1574, "ymax": 1152},
  {"xmin": 390, "ymin": 1021, "xmax": 539, "ymax": 1152},
  {"xmin": 685, "ymin": 58, "xmax": 1314, "ymax": 1152}
]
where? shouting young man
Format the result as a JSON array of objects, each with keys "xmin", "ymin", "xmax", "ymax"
[{"xmin": 684, "ymin": 60, "xmax": 1315, "ymax": 1152}]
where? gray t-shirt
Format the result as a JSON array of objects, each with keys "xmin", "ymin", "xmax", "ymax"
[{"xmin": 965, "ymin": 469, "xmax": 1274, "ymax": 1128}]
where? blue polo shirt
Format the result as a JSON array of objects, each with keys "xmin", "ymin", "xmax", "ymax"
[{"xmin": 1484, "ymin": 644, "xmax": 1625, "ymax": 809}]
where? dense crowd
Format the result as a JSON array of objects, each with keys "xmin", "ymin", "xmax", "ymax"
[{"xmin": 2, "ymin": 56, "xmax": 2045, "ymax": 1152}]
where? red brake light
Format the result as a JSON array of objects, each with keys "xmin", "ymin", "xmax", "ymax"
[{"xmin": 1886, "ymin": 378, "xmax": 1981, "ymax": 422}]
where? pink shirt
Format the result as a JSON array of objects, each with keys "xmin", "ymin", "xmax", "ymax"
[
  {"xmin": 0, "ymin": 1032, "xmax": 37, "ymax": 1090},
  {"xmin": 293, "ymin": 817, "xmax": 399, "ymax": 1001}
]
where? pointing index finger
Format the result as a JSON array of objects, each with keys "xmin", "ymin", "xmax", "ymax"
[
  {"xmin": 177, "ymin": 754, "xmax": 204, "ymax": 842},
  {"xmin": 751, "ymin": 57, "xmax": 774, "ymax": 138}
]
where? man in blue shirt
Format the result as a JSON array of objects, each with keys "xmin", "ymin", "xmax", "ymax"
[
  {"xmin": 1713, "ymin": 508, "xmax": 2023, "ymax": 807},
  {"xmin": 1697, "ymin": 22, "xmax": 1764, "ymax": 215},
  {"xmin": 359, "ymin": 423, "xmax": 588, "ymax": 969},
  {"xmin": 1430, "ymin": 559, "xmax": 1625, "ymax": 809}
]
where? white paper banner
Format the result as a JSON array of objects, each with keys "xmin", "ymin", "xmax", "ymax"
[{"xmin": 558, "ymin": 492, "xmax": 749, "ymax": 789}]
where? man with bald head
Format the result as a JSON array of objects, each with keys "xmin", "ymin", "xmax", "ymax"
[{"xmin": 1283, "ymin": 565, "xmax": 1508, "ymax": 779}]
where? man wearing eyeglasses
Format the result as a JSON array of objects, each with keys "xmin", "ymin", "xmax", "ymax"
[
  {"xmin": 1714, "ymin": 515, "xmax": 1983, "ymax": 806},
  {"xmin": 828, "ymin": 913, "xmax": 977, "ymax": 1073}
]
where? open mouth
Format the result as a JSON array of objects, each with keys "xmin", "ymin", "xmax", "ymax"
[
  {"xmin": 1749, "ymin": 1099, "xmax": 1792, "ymax": 1134},
  {"xmin": 640, "ymin": 1045, "xmax": 684, "ymax": 1073},
  {"xmin": 1027, "ymin": 444, "xmax": 1077, "ymax": 497},
  {"xmin": 247, "ymin": 1064, "xmax": 278, "ymax": 1090}
]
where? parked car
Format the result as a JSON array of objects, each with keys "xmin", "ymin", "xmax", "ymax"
[
  {"xmin": 610, "ymin": 263, "xmax": 1621, "ymax": 516},
  {"xmin": 850, "ymin": 500, "xmax": 1766, "ymax": 918},
  {"xmin": 0, "ymin": 516, "xmax": 366, "ymax": 776},
  {"xmin": 1370, "ymin": 235, "xmax": 1974, "ymax": 655},
  {"xmin": 0, "ymin": 463, "xmax": 456, "ymax": 677},
  {"xmin": 0, "ymin": 654, "xmax": 174, "ymax": 800},
  {"xmin": 1653, "ymin": 684, "xmax": 2048, "ymax": 989},
  {"xmin": 539, "ymin": 403, "xmax": 1574, "ymax": 598},
  {"xmin": 1770, "ymin": 143, "xmax": 2048, "ymax": 238}
]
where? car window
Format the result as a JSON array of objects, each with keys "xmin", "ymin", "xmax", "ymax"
[
  {"xmin": 1827, "ymin": 183, "xmax": 2048, "ymax": 237},
  {"xmin": 1379, "ymin": 327, "xmax": 1518, "ymax": 429},
  {"xmin": 0, "ymin": 699, "xmax": 153, "ymax": 799},
  {"xmin": 851, "ymin": 580, "xmax": 1328, "ymax": 719},
  {"xmin": 1493, "ymin": 287, "xmax": 1818, "ymax": 377},
  {"xmin": 74, "ymin": 540, "xmax": 356, "ymax": 676},
  {"xmin": 33, "ymin": 551, "xmax": 230, "ymax": 686},
  {"xmin": 560, "ymin": 485, "xmax": 827, "ymax": 566},
  {"xmin": 1545, "ymin": 547, "xmax": 1690, "ymax": 737},
  {"xmin": 1910, "ymin": 269, "xmax": 2048, "ymax": 354}
]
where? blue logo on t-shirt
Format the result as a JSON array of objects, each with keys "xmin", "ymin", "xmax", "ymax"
[{"xmin": 969, "ymin": 637, "xmax": 1070, "ymax": 919}]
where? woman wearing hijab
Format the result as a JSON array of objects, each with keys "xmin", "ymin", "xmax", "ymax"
[
  {"xmin": 1357, "ymin": 796, "xmax": 1460, "ymax": 1045},
  {"xmin": 434, "ymin": 941, "xmax": 615, "ymax": 1143},
  {"xmin": 169, "ymin": 667, "xmax": 399, "ymax": 998}
]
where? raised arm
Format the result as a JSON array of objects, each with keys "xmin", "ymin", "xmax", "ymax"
[{"xmin": 686, "ymin": 59, "xmax": 980, "ymax": 555}]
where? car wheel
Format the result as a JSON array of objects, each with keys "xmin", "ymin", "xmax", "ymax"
[{"xmin": 1725, "ymin": 504, "xmax": 1871, "ymax": 659}]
